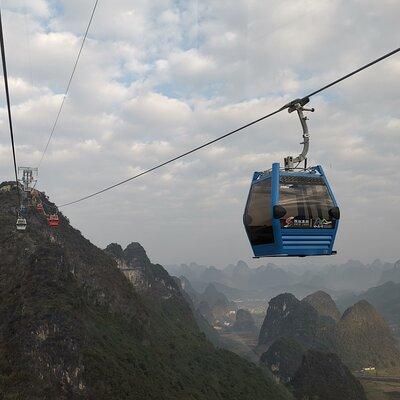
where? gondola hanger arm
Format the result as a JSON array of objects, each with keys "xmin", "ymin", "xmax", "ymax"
[{"xmin": 284, "ymin": 100, "xmax": 315, "ymax": 171}]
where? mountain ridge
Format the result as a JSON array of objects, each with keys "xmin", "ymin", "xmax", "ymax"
[
  {"xmin": 335, "ymin": 300, "xmax": 400, "ymax": 369},
  {"xmin": 0, "ymin": 182, "xmax": 292, "ymax": 400},
  {"xmin": 259, "ymin": 290, "xmax": 400, "ymax": 373}
]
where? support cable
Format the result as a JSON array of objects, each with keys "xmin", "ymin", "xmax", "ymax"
[
  {"xmin": 0, "ymin": 8, "xmax": 21, "ymax": 205},
  {"xmin": 37, "ymin": 0, "xmax": 99, "ymax": 168},
  {"xmin": 58, "ymin": 46, "xmax": 400, "ymax": 207}
]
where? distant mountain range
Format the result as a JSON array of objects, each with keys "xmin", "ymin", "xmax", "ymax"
[
  {"xmin": 167, "ymin": 258, "xmax": 398, "ymax": 296},
  {"xmin": 378, "ymin": 260, "xmax": 400, "ymax": 285},
  {"xmin": 168, "ymin": 261, "xmax": 297, "ymax": 291},
  {"xmin": 337, "ymin": 280, "xmax": 400, "ymax": 329},
  {"xmin": 258, "ymin": 291, "xmax": 400, "ymax": 372}
]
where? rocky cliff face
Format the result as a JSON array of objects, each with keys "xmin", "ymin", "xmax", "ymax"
[
  {"xmin": 303, "ymin": 290, "xmax": 341, "ymax": 321},
  {"xmin": 105, "ymin": 242, "xmax": 180, "ymax": 298},
  {"xmin": 258, "ymin": 293, "xmax": 335, "ymax": 352},
  {"xmin": 232, "ymin": 309, "xmax": 257, "ymax": 333},
  {"xmin": 0, "ymin": 183, "xmax": 292, "ymax": 400},
  {"xmin": 292, "ymin": 350, "xmax": 367, "ymax": 400},
  {"xmin": 260, "ymin": 337, "xmax": 306, "ymax": 383},
  {"xmin": 335, "ymin": 300, "xmax": 400, "ymax": 369}
]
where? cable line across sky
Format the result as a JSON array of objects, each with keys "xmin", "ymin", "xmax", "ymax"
[
  {"xmin": 58, "ymin": 46, "xmax": 400, "ymax": 208},
  {"xmin": 37, "ymin": 0, "xmax": 99, "ymax": 169},
  {"xmin": 0, "ymin": 8, "xmax": 20, "ymax": 205}
]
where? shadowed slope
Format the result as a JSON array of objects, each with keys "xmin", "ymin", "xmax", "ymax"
[{"xmin": 0, "ymin": 183, "xmax": 292, "ymax": 400}]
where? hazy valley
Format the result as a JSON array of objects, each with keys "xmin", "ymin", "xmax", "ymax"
[
  {"xmin": 1, "ymin": 185, "xmax": 399, "ymax": 400},
  {"xmin": 167, "ymin": 257, "xmax": 400, "ymax": 399}
]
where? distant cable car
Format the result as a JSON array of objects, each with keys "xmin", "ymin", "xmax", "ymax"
[
  {"xmin": 16, "ymin": 217, "xmax": 27, "ymax": 231},
  {"xmin": 19, "ymin": 205, "xmax": 28, "ymax": 217},
  {"xmin": 243, "ymin": 98, "xmax": 340, "ymax": 257},
  {"xmin": 36, "ymin": 203, "xmax": 44, "ymax": 213},
  {"xmin": 48, "ymin": 214, "xmax": 60, "ymax": 228}
]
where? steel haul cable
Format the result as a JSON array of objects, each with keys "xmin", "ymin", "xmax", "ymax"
[
  {"xmin": 59, "ymin": 46, "xmax": 400, "ymax": 208},
  {"xmin": 305, "ymin": 47, "xmax": 400, "ymax": 98},
  {"xmin": 0, "ymin": 8, "xmax": 21, "ymax": 206},
  {"xmin": 37, "ymin": 0, "xmax": 99, "ymax": 169}
]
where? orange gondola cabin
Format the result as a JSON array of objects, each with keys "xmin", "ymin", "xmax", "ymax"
[{"xmin": 48, "ymin": 214, "xmax": 60, "ymax": 227}]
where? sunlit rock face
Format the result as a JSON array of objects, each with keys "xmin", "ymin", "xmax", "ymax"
[
  {"xmin": 258, "ymin": 293, "xmax": 335, "ymax": 352},
  {"xmin": 303, "ymin": 290, "xmax": 341, "ymax": 321},
  {"xmin": 105, "ymin": 242, "xmax": 179, "ymax": 298}
]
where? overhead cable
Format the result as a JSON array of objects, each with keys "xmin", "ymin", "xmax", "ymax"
[
  {"xmin": 0, "ymin": 8, "xmax": 20, "ymax": 205},
  {"xmin": 60, "ymin": 46, "xmax": 400, "ymax": 207},
  {"xmin": 37, "ymin": 0, "xmax": 99, "ymax": 168}
]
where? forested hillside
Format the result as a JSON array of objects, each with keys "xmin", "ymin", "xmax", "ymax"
[{"xmin": 0, "ymin": 183, "xmax": 291, "ymax": 400}]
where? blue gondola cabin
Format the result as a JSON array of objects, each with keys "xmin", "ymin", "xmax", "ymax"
[{"xmin": 243, "ymin": 162, "xmax": 340, "ymax": 257}]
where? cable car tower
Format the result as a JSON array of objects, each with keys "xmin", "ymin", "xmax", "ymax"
[
  {"xmin": 18, "ymin": 167, "xmax": 38, "ymax": 192},
  {"xmin": 243, "ymin": 98, "xmax": 340, "ymax": 258},
  {"xmin": 15, "ymin": 167, "xmax": 38, "ymax": 231}
]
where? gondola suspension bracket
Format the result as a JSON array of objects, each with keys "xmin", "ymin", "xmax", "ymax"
[{"xmin": 284, "ymin": 98, "xmax": 315, "ymax": 171}]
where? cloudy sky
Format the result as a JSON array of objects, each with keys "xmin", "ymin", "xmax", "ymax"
[{"xmin": 0, "ymin": 0, "xmax": 399, "ymax": 267}]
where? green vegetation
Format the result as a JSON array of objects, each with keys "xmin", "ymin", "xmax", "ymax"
[
  {"xmin": 292, "ymin": 350, "xmax": 367, "ymax": 400},
  {"xmin": 335, "ymin": 300, "xmax": 400, "ymax": 370},
  {"xmin": 0, "ymin": 185, "xmax": 292, "ymax": 399}
]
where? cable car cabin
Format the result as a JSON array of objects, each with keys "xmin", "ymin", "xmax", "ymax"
[
  {"xmin": 48, "ymin": 214, "xmax": 60, "ymax": 228},
  {"xmin": 243, "ymin": 163, "xmax": 340, "ymax": 257},
  {"xmin": 36, "ymin": 203, "xmax": 44, "ymax": 213},
  {"xmin": 16, "ymin": 218, "xmax": 27, "ymax": 231},
  {"xmin": 19, "ymin": 205, "xmax": 28, "ymax": 217}
]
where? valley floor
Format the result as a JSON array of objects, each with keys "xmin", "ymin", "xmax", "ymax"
[
  {"xmin": 362, "ymin": 380, "xmax": 400, "ymax": 400},
  {"xmin": 219, "ymin": 331, "xmax": 260, "ymax": 364},
  {"xmin": 359, "ymin": 370, "xmax": 400, "ymax": 400}
]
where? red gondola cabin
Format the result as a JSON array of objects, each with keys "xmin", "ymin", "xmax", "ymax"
[{"xmin": 48, "ymin": 214, "xmax": 59, "ymax": 227}]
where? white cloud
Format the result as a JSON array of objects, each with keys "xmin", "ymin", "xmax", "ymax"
[
  {"xmin": 0, "ymin": 0, "xmax": 399, "ymax": 266},
  {"xmin": 5, "ymin": 0, "xmax": 50, "ymax": 18}
]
